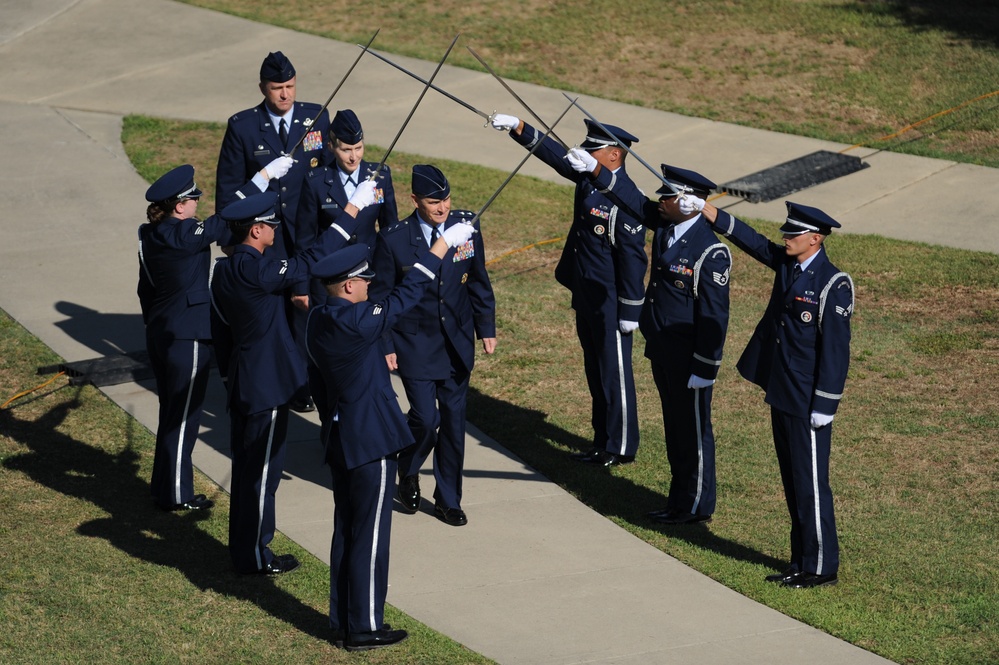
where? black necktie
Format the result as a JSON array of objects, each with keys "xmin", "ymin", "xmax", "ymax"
[
  {"xmin": 279, "ymin": 119, "xmax": 288, "ymax": 150},
  {"xmin": 791, "ymin": 264, "xmax": 802, "ymax": 283},
  {"xmin": 430, "ymin": 225, "xmax": 440, "ymax": 246}
]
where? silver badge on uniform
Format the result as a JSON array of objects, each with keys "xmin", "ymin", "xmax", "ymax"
[
  {"xmin": 594, "ymin": 225, "xmax": 606, "ymax": 236},
  {"xmin": 800, "ymin": 311, "xmax": 813, "ymax": 323},
  {"xmin": 674, "ymin": 280, "xmax": 685, "ymax": 289}
]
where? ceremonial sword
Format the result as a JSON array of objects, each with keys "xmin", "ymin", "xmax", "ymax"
[
  {"xmin": 287, "ymin": 28, "xmax": 380, "ymax": 157},
  {"xmin": 562, "ymin": 93, "xmax": 678, "ymax": 196},
  {"xmin": 467, "ymin": 45, "xmax": 569, "ymax": 150},
  {"xmin": 370, "ymin": 33, "xmax": 461, "ymax": 178},
  {"xmin": 357, "ymin": 44, "xmax": 494, "ymax": 123}
]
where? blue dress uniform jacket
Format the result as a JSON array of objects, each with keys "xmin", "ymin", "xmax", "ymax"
[
  {"xmin": 306, "ymin": 252, "xmax": 444, "ymax": 635},
  {"xmin": 211, "ymin": 220, "xmax": 359, "ymax": 415},
  {"xmin": 296, "ymin": 161, "xmax": 398, "ymax": 263},
  {"xmin": 369, "ymin": 209, "xmax": 496, "ymax": 510},
  {"xmin": 589, "ymin": 167, "xmax": 731, "ymax": 516},
  {"xmin": 137, "ymin": 191, "xmax": 255, "ymax": 510},
  {"xmin": 511, "ymin": 123, "xmax": 647, "ymax": 456},
  {"xmin": 370, "ymin": 210, "xmax": 496, "ymax": 380},
  {"xmin": 713, "ymin": 209, "xmax": 853, "ymax": 577},
  {"xmin": 215, "ymin": 101, "xmax": 331, "ymax": 259},
  {"xmin": 713, "ymin": 211, "xmax": 853, "ymax": 418}
]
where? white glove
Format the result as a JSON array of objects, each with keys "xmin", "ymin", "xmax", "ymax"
[
  {"xmin": 678, "ymin": 194, "xmax": 705, "ymax": 215},
  {"xmin": 264, "ymin": 155, "xmax": 294, "ymax": 180},
  {"xmin": 348, "ymin": 179, "xmax": 378, "ymax": 210},
  {"xmin": 687, "ymin": 374, "xmax": 715, "ymax": 389},
  {"xmin": 566, "ymin": 147, "xmax": 598, "ymax": 173},
  {"xmin": 490, "ymin": 113, "xmax": 520, "ymax": 132},
  {"xmin": 441, "ymin": 222, "xmax": 476, "ymax": 248},
  {"xmin": 810, "ymin": 412, "xmax": 834, "ymax": 429},
  {"xmin": 619, "ymin": 320, "xmax": 639, "ymax": 334}
]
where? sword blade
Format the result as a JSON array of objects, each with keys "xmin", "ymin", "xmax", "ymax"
[
  {"xmin": 470, "ymin": 98, "xmax": 577, "ymax": 225},
  {"xmin": 562, "ymin": 93, "xmax": 678, "ymax": 195},
  {"xmin": 359, "ymin": 45, "xmax": 489, "ymax": 120},
  {"xmin": 287, "ymin": 28, "xmax": 380, "ymax": 156},
  {"xmin": 467, "ymin": 45, "xmax": 568, "ymax": 149},
  {"xmin": 372, "ymin": 33, "xmax": 462, "ymax": 176}
]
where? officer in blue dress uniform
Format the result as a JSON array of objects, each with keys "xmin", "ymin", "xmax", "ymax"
[
  {"xmin": 295, "ymin": 110, "xmax": 399, "ymax": 419},
  {"xmin": 306, "ymin": 223, "xmax": 476, "ymax": 651},
  {"xmin": 215, "ymin": 51, "xmax": 331, "ymax": 412},
  {"xmin": 694, "ymin": 196, "xmax": 853, "ymax": 588},
  {"xmin": 565, "ymin": 154, "xmax": 732, "ymax": 524},
  {"xmin": 490, "ymin": 114, "xmax": 648, "ymax": 466},
  {"xmin": 139, "ymin": 161, "xmax": 291, "ymax": 512},
  {"xmin": 369, "ymin": 165, "xmax": 497, "ymax": 527},
  {"xmin": 210, "ymin": 182, "xmax": 378, "ymax": 575}
]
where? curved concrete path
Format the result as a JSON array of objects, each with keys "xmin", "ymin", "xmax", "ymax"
[{"xmin": 6, "ymin": 0, "xmax": 990, "ymax": 662}]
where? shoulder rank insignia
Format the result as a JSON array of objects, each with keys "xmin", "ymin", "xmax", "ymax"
[{"xmin": 372, "ymin": 305, "xmax": 383, "ymax": 315}]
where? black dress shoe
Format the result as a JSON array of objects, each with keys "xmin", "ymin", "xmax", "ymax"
[
  {"xmin": 572, "ymin": 449, "xmax": 635, "ymax": 467},
  {"xmin": 765, "ymin": 567, "xmax": 801, "ymax": 584},
  {"xmin": 650, "ymin": 511, "xmax": 712, "ymax": 525},
  {"xmin": 289, "ymin": 397, "xmax": 316, "ymax": 413},
  {"xmin": 397, "ymin": 475, "xmax": 420, "ymax": 514},
  {"xmin": 434, "ymin": 502, "xmax": 468, "ymax": 527},
  {"xmin": 258, "ymin": 554, "xmax": 301, "ymax": 575},
  {"xmin": 645, "ymin": 506, "xmax": 673, "ymax": 518},
  {"xmin": 157, "ymin": 494, "xmax": 214, "ymax": 512},
  {"xmin": 345, "ymin": 628, "xmax": 409, "ymax": 652},
  {"xmin": 784, "ymin": 572, "xmax": 838, "ymax": 589}
]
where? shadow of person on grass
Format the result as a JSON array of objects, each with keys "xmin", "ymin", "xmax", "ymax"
[
  {"xmin": 0, "ymin": 385, "xmax": 332, "ymax": 643},
  {"xmin": 466, "ymin": 386, "xmax": 786, "ymax": 572}
]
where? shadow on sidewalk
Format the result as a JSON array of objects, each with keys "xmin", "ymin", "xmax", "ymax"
[
  {"xmin": 467, "ymin": 386, "xmax": 785, "ymax": 571},
  {"xmin": 1, "ymin": 385, "xmax": 332, "ymax": 641}
]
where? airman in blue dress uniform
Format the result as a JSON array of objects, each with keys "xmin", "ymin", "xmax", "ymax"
[
  {"xmin": 489, "ymin": 114, "xmax": 648, "ymax": 466},
  {"xmin": 566, "ymin": 155, "xmax": 731, "ymax": 524},
  {"xmin": 210, "ymin": 182, "xmax": 378, "ymax": 575},
  {"xmin": 215, "ymin": 51, "xmax": 332, "ymax": 413},
  {"xmin": 369, "ymin": 165, "xmax": 496, "ymax": 527},
  {"xmin": 138, "ymin": 162, "xmax": 289, "ymax": 512},
  {"xmin": 306, "ymin": 222, "xmax": 476, "ymax": 651},
  {"xmin": 697, "ymin": 197, "xmax": 853, "ymax": 588}
]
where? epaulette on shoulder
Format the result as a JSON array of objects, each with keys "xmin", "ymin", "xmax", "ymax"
[
  {"xmin": 382, "ymin": 219, "xmax": 409, "ymax": 235},
  {"xmin": 306, "ymin": 165, "xmax": 330, "ymax": 179},
  {"xmin": 451, "ymin": 210, "xmax": 475, "ymax": 220},
  {"xmin": 228, "ymin": 107, "xmax": 258, "ymax": 124}
]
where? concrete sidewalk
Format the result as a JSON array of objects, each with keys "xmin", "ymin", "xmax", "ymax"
[{"xmin": 5, "ymin": 0, "xmax": 990, "ymax": 662}]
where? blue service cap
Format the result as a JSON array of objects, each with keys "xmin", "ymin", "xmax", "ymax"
[
  {"xmin": 145, "ymin": 164, "xmax": 202, "ymax": 203},
  {"xmin": 656, "ymin": 164, "xmax": 717, "ymax": 197},
  {"xmin": 580, "ymin": 119, "xmax": 639, "ymax": 151},
  {"xmin": 220, "ymin": 192, "xmax": 280, "ymax": 226},
  {"xmin": 331, "ymin": 109, "xmax": 363, "ymax": 144},
  {"xmin": 260, "ymin": 51, "xmax": 296, "ymax": 83},
  {"xmin": 312, "ymin": 244, "xmax": 376, "ymax": 283},
  {"xmin": 781, "ymin": 201, "xmax": 841, "ymax": 236},
  {"xmin": 412, "ymin": 164, "xmax": 450, "ymax": 199}
]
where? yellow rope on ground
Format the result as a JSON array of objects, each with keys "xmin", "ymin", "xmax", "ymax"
[
  {"xmin": 842, "ymin": 88, "xmax": 999, "ymax": 154},
  {"xmin": 2, "ymin": 371, "xmax": 66, "ymax": 409},
  {"xmin": 486, "ymin": 237, "xmax": 564, "ymax": 266}
]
